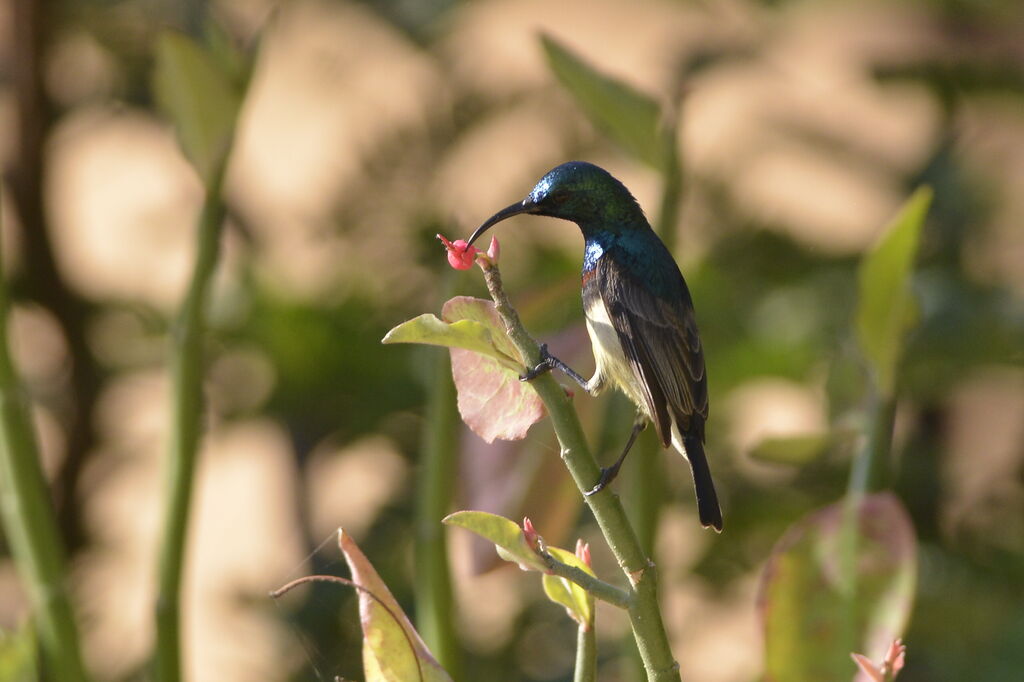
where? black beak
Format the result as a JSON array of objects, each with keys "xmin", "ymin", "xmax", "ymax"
[{"xmin": 467, "ymin": 200, "xmax": 537, "ymax": 246}]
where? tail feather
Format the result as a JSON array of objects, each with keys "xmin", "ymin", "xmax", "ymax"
[{"xmin": 671, "ymin": 426, "xmax": 723, "ymax": 532}]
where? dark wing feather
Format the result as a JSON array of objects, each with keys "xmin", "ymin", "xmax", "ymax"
[{"xmin": 595, "ymin": 254, "xmax": 708, "ymax": 447}]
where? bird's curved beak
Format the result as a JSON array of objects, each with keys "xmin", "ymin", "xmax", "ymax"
[{"xmin": 467, "ymin": 200, "xmax": 537, "ymax": 246}]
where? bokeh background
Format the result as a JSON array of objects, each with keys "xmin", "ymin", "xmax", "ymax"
[{"xmin": 2, "ymin": 0, "xmax": 1024, "ymax": 680}]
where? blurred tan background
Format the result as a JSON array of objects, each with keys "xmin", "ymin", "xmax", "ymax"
[{"xmin": 2, "ymin": 0, "xmax": 1023, "ymax": 680}]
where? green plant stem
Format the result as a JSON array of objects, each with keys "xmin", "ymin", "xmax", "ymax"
[
  {"xmin": 414, "ymin": 273, "xmax": 461, "ymax": 676},
  {"xmin": 540, "ymin": 550, "xmax": 631, "ymax": 609},
  {"xmin": 0, "ymin": 195, "xmax": 89, "ymax": 681},
  {"xmin": 847, "ymin": 393, "xmax": 897, "ymax": 497},
  {"xmin": 479, "ymin": 260, "xmax": 681, "ymax": 682},
  {"xmin": 839, "ymin": 391, "xmax": 898, "ymax": 654},
  {"xmin": 154, "ymin": 161, "xmax": 228, "ymax": 682},
  {"xmin": 575, "ymin": 622, "xmax": 597, "ymax": 682}
]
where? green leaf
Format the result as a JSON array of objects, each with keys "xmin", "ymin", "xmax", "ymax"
[
  {"xmin": 381, "ymin": 313, "xmax": 519, "ymax": 370},
  {"xmin": 541, "ymin": 34, "xmax": 670, "ymax": 170},
  {"xmin": 759, "ymin": 493, "xmax": 917, "ymax": 682},
  {"xmin": 339, "ymin": 530, "xmax": 453, "ymax": 682},
  {"xmin": 384, "ymin": 298, "xmax": 546, "ymax": 442},
  {"xmin": 542, "ymin": 546, "xmax": 595, "ymax": 627},
  {"xmin": 856, "ymin": 187, "xmax": 932, "ymax": 396},
  {"xmin": 442, "ymin": 511, "xmax": 547, "ymax": 573},
  {"xmin": 153, "ymin": 32, "xmax": 242, "ymax": 185}
]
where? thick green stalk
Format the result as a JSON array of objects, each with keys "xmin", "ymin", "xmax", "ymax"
[
  {"xmin": 154, "ymin": 161, "xmax": 228, "ymax": 682},
  {"xmin": 414, "ymin": 275, "xmax": 461, "ymax": 676},
  {"xmin": 0, "ymin": 195, "xmax": 90, "ymax": 681},
  {"xmin": 574, "ymin": 622, "xmax": 597, "ymax": 682},
  {"xmin": 480, "ymin": 261, "xmax": 681, "ymax": 681}
]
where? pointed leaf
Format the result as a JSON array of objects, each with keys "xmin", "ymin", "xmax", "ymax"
[
  {"xmin": 382, "ymin": 313, "xmax": 519, "ymax": 369},
  {"xmin": 759, "ymin": 493, "xmax": 917, "ymax": 682},
  {"xmin": 339, "ymin": 530, "xmax": 453, "ymax": 682},
  {"xmin": 443, "ymin": 297, "xmax": 545, "ymax": 441},
  {"xmin": 385, "ymin": 297, "xmax": 546, "ymax": 442},
  {"xmin": 856, "ymin": 188, "xmax": 932, "ymax": 395},
  {"xmin": 443, "ymin": 511, "xmax": 547, "ymax": 572},
  {"xmin": 542, "ymin": 546, "xmax": 595, "ymax": 627},
  {"xmin": 541, "ymin": 34, "xmax": 669, "ymax": 170},
  {"xmin": 153, "ymin": 32, "xmax": 242, "ymax": 185}
]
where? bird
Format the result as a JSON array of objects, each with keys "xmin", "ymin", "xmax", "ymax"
[{"xmin": 466, "ymin": 161, "xmax": 722, "ymax": 531}]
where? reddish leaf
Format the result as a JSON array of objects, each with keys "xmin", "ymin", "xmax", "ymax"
[{"xmin": 442, "ymin": 297, "xmax": 545, "ymax": 443}]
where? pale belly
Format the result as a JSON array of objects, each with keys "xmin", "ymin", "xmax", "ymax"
[{"xmin": 583, "ymin": 296, "xmax": 649, "ymax": 413}]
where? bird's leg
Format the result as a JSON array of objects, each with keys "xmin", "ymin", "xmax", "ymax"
[
  {"xmin": 585, "ymin": 416, "xmax": 647, "ymax": 496},
  {"xmin": 520, "ymin": 343, "xmax": 591, "ymax": 391}
]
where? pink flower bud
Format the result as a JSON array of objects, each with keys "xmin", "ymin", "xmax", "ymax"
[
  {"xmin": 437, "ymin": 233, "xmax": 478, "ymax": 270},
  {"xmin": 575, "ymin": 539, "xmax": 592, "ymax": 568},
  {"xmin": 487, "ymin": 236, "xmax": 500, "ymax": 262},
  {"xmin": 886, "ymin": 639, "xmax": 906, "ymax": 676},
  {"xmin": 522, "ymin": 517, "xmax": 540, "ymax": 552}
]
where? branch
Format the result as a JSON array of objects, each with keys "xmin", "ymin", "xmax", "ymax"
[
  {"xmin": 477, "ymin": 258, "xmax": 682, "ymax": 681},
  {"xmin": 539, "ymin": 548, "xmax": 632, "ymax": 610}
]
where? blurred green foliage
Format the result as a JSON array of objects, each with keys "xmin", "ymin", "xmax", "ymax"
[{"xmin": 2, "ymin": 0, "xmax": 1024, "ymax": 681}]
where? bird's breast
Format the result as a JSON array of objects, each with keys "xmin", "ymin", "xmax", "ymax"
[{"xmin": 583, "ymin": 289, "xmax": 648, "ymax": 411}]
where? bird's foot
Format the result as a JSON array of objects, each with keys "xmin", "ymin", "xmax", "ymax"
[
  {"xmin": 584, "ymin": 462, "xmax": 623, "ymax": 497},
  {"xmin": 520, "ymin": 344, "xmax": 554, "ymax": 382}
]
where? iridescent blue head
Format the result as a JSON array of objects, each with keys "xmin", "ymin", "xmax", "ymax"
[{"xmin": 467, "ymin": 161, "xmax": 649, "ymax": 246}]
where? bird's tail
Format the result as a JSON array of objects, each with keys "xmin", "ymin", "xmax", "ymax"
[{"xmin": 670, "ymin": 426, "xmax": 723, "ymax": 532}]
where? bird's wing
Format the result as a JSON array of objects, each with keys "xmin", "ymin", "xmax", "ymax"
[{"xmin": 595, "ymin": 254, "xmax": 708, "ymax": 447}]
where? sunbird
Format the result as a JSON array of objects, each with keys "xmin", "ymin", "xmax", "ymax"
[{"xmin": 467, "ymin": 161, "xmax": 722, "ymax": 531}]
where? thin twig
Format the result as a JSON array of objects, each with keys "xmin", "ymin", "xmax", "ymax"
[{"xmin": 539, "ymin": 549, "xmax": 632, "ymax": 610}]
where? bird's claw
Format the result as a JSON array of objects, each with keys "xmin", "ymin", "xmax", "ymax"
[
  {"xmin": 584, "ymin": 465, "xmax": 619, "ymax": 497},
  {"xmin": 519, "ymin": 343, "xmax": 554, "ymax": 382}
]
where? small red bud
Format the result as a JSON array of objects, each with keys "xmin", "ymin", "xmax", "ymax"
[
  {"xmin": 575, "ymin": 539, "xmax": 592, "ymax": 568},
  {"xmin": 437, "ymin": 233, "xmax": 478, "ymax": 270},
  {"xmin": 522, "ymin": 517, "xmax": 540, "ymax": 551}
]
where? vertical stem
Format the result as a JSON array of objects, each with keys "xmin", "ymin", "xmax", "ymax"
[
  {"xmin": 847, "ymin": 393, "xmax": 896, "ymax": 497},
  {"xmin": 839, "ymin": 391, "xmax": 897, "ymax": 651},
  {"xmin": 0, "ymin": 194, "xmax": 90, "ymax": 681},
  {"xmin": 154, "ymin": 162, "xmax": 228, "ymax": 682},
  {"xmin": 481, "ymin": 262, "xmax": 681, "ymax": 681},
  {"xmin": 414, "ymin": 273, "xmax": 461, "ymax": 677},
  {"xmin": 574, "ymin": 623, "xmax": 597, "ymax": 682}
]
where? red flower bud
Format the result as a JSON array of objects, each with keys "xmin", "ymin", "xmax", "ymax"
[{"xmin": 437, "ymin": 233, "xmax": 478, "ymax": 270}]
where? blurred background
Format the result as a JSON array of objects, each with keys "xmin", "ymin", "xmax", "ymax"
[{"xmin": 1, "ymin": 0, "xmax": 1024, "ymax": 680}]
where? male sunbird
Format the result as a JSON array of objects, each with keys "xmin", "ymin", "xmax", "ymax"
[{"xmin": 467, "ymin": 161, "xmax": 722, "ymax": 531}]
